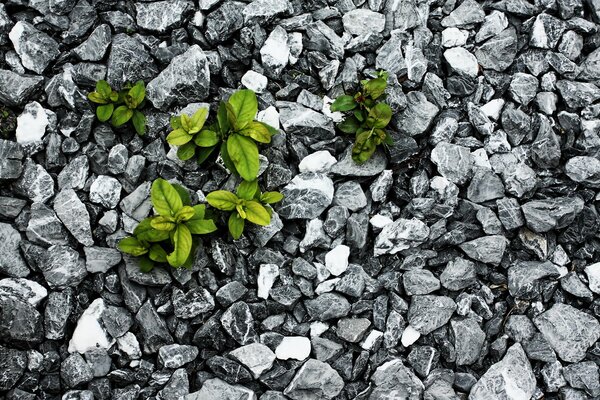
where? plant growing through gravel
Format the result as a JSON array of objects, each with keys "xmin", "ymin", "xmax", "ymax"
[
  {"xmin": 88, "ymin": 80, "xmax": 147, "ymax": 136},
  {"xmin": 330, "ymin": 70, "xmax": 393, "ymax": 164},
  {"xmin": 118, "ymin": 178, "xmax": 217, "ymax": 271},
  {"xmin": 166, "ymin": 89, "xmax": 277, "ymax": 181},
  {"xmin": 0, "ymin": 106, "xmax": 17, "ymax": 139},
  {"xmin": 206, "ymin": 179, "xmax": 283, "ymax": 240}
]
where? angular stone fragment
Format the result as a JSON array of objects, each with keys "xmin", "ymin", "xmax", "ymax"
[
  {"xmin": 441, "ymin": 0, "xmax": 485, "ymax": 27},
  {"xmin": 0, "ymin": 70, "xmax": 44, "ymax": 107},
  {"xmin": 279, "ymin": 104, "xmax": 335, "ymax": 145},
  {"xmin": 73, "ymin": 24, "xmax": 111, "ymax": 61},
  {"xmin": 27, "ymin": 202, "xmax": 69, "ymax": 246},
  {"xmin": 0, "ymin": 346, "xmax": 27, "ymax": 391},
  {"xmin": 221, "ymin": 302, "xmax": 258, "ymax": 345},
  {"xmin": 585, "ymin": 262, "xmax": 600, "ymax": 294},
  {"xmin": 521, "ymin": 197, "xmax": 584, "ymax": 232},
  {"xmin": 451, "ymin": 318, "xmax": 485, "ymax": 365},
  {"xmin": 403, "ymin": 269, "xmax": 440, "ymax": 295},
  {"xmin": 135, "ymin": 0, "xmax": 193, "ymax": 32},
  {"xmin": 58, "ymin": 155, "xmax": 89, "ymax": 190},
  {"xmin": 331, "ymin": 146, "xmax": 388, "ymax": 177},
  {"xmin": 370, "ymin": 359, "xmax": 424, "ymax": 399},
  {"xmin": 342, "ymin": 9, "xmax": 385, "ymax": 35},
  {"xmin": 68, "ymin": 298, "xmax": 113, "ymax": 353},
  {"xmin": 284, "ymin": 359, "xmax": 344, "ymax": 400},
  {"xmin": 304, "ymin": 293, "xmax": 350, "ymax": 321},
  {"xmin": 106, "ymin": 34, "xmax": 158, "ymax": 87},
  {"xmin": 89, "ymin": 175, "xmax": 122, "ymax": 209},
  {"xmin": 374, "ymin": 218, "xmax": 429, "ymax": 256},
  {"xmin": 475, "ymin": 27, "xmax": 518, "ymax": 71},
  {"xmin": 15, "ymin": 101, "xmax": 49, "ymax": 145},
  {"xmin": 508, "ymin": 261, "xmax": 566, "ymax": 300},
  {"xmin": 41, "ymin": 245, "xmax": 87, "ymax": 289},
  {"xmin": 260, "ymin": 26, "xmax": 289, "ymax": 76},
  {"xmin": 408, "ymin": 295, "xmax": 456, "ymax": 335},
  {"xmin": 9, "ymin": 21, "xmax": 60, "ymax": 74},
  {"xmin": 229, "ymin": 343, "xmax": 276, "ymax": 378},
  {"xmin": 0, "ymin": 223, "xmax": 28, "ymax": 278},
  {"xmin": 530, "ymin": 13, "xmax": 566, "ymax": 49},
  {"xmin": 531, "ymin": 114, "xmax": 561, "ymax": 168},
  {"xmin": 54, "ymin": 188, "xmax": 93, "ymax": 246},
  {"xmin": 431, "ymin": 142, "xmax": 472, "ymax": 185},
  {"xmin": 135, "ymin": 300, "xmax": 174, "ymax": 354},
  {"xmin": 534, "ymin": 303, "xmax": 600, "ymax": 362},
  {"xmin": 0, "ymin": 139, "xmax": 23, "ymax": 180},
  {"xmin": 556, "ymin": 80, "xmax": 600, "ymax": 108},
  {"xmin": 0, "ymin": 295, "xmax": 43, "ymax": 345},
  {"xmin": 185, "ymin": 378, "xmax": 255, "ymax": 400},
  {"xmin": 469, "ymin": 344, "xmax": 535, "ymax": 399},
  {"xmin": 147, "ymin": 45, "xmax": 210, "ymax": 110},
  {"xmin": 242, "ymin": 0, "xmax": 292, "ymax": 24},
  {"xmin": 440, "ymin": 258, "xmax": 476, "ymax": 290},
  {"xmin": 396, "ymin": 92, "xmax": 439, "ymax": 136},
  {"xmin": 444, "ymin": 47, "xmax": 478, "ymax": 77},
  {"xmin": 467, "ymin": 168, "xmax": 504, "ymax": 203},
  {"xmin": 566, "ymin": 156, "xmax": 600, "ymax": 187},
  {"xmin": 14, "ymin": 159, "xmax": 54, "ymax": 203},
  {"xmin": 205, "ymin": 2, "xmax": 244, "ymax": 44},
  {"xmin": 278, "ymin": 173, "xmax": 334, "ymax": 219},
  {"xmin": 459, "ymin": 235, "xmax": 508, "ymax": 265},
  {"xmin": 158, "ymin": 344, "xmax": 199, "ymax": 368},
  {"xmin": 305, "ymin": 21, "xmax": 345, "ymax": 59}
]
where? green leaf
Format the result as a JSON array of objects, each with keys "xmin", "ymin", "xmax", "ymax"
[
  {"xmin": 186, "ymin": 218, "xmax": 217, "ymax": 234},
  {"xmin": 190, "ymin": 108, "xmax": 208, "ymax": 134},
  {"xmin": 197, "ymin": 145, "xmax": 218, "ymax": 165},
  {"xmin": 170, "ymin": 115, "xmax": 182, "ymax": 129},
  {"xmin": 181, "ymin": 114, "xmax": 192, "ymax": 132},
  {"xmin": 111, "ymin": 105, "xmax": 133, "ymax": 127},
  {"xmin": 337, "ymin": 116, "xmax": 360, "ymax": 134},
  {"xmin": 132, "ymin": 110, "xmax": 146, "ymax": 136},
  {"xmin": 367, "ymin": 103, "xmax": 392, "ymax": 128},
  {"xmin": 139, "ymin": 257, "xmax": 154, "ymax": 273},
  {"xmin": 228, "ymin": 213, "xmax": 245, "ymax": 240},
  {"xmin": 220, "ymin": 141, "xmax": 238, "ymax": 175},
  {"xmin": 96, "ymin": 104, "xmax": 114, "ymax": 122},
  {"xmin": 352, "ymin": 131, "xmax": 377, "ymax": 164},
  {"xmin": 217, "ymin": 101, "xmax": 231, "ymax": 135},
  {"xmin": 151, "ymin": 178, "xmax": 183, "ymax": 216},
  {"xmin": 227, "ymin": 89, "xmax": 258, "ymax": 129},
  {"xmin": 149, "ymin": 244, "xmax": 168, "ymax": 262},
  {"xmin": 363, "ymin": 77, "xmax": 387, "ymax": 100},
  {"xmin": 238, "ymin": 121, "xmax": 272, "ymax": 144},
  {"xmin": 330, "ymin": 95, "xmax": 357, "ymax": 112},
  {"xmin": 237, "ymin": 180, "xmax": 258, "ymax": 200},
  {"xmin": 151, "ymin": 216, "xmax": 177, "ymax": 231},
  {"xmin": 227, "ymin": 134, "xmax": 259, "ymax": 181},
  {"xmin": 245, "ymin": 200, "xmax": 271, "ymax": 226},
  {"xmin": 172, "ymin": 184, "xmax": 191, "ymax": 206},
  {"xmin": 167, "ymin": 224, "xmax": 192, "ymax": 267},
  {"xmin": 118, "ymin": 237, "xmax": 148, "ymax": 256},
  {"xmin": 236, "ymin": 204, "xmax": 247, "ymax": 219},
  {"xmin": 194, "ymin": 130, "xmax": 219, "ymax": 147},
  {"xmin": 206, "ymin": 190, "xmax": 238, "ymax": 211},
  {"xmin": 96, "ymin": 80, "xmax": 112, "ymax": 98},
  {"xmin": 191, "ymin": 204, "xmax": 206, "ymax": 219},
  {"xmin": 383, "ymin": 131, "xmax": 394, "ymax": 145},
  {"xmin": 260, "ymin": 191, "xmax": 284, "ymax": 204},
  {"xmin": 167, "ymin": 128, "xmax": 193, "ymax": 146},
  {"xmin": 88, "ymin": 92, "xmax": 108, "ymax": 104},
  {"xmin": 177, "ymin": 142, "xmax": 196, "ymax": 161},
  {"xmin": 128, "ymin": 81, "xmax": 146, "ymax": 107},
  {"xmin": 354, "ymin": 110, "xmax": 365, "ymax": 122},
  {"xmin": 134, "ymin": 218, "xmax": 170, "ymax": 242},
  {"xmin": 176, "ymin": 205, "xmax": 196, "ymax": 222}
]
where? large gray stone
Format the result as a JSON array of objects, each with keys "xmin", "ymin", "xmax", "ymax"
[
  {"xmin": 0, "ymin": 70, "xmax": 44, "ymax": 107},
  {"xmin": 395, "ymin": 92, "xmax": 439, "ymax": 136},
  {"xmin": 521, "ymin": 197, "xmax": 584, "ymax": 232},
  {"xmin": 431, "ymin": 142, "xmax": 473, "ymax": 185},
  {"xmin": 54, "ymin": 188, "xmax": 93, "ymax": 246},
  {"xmin": 106, "ymin": 34, "xmax": 158, "ymax": 87},
  {"xmin": 0, "ymin": 223, "xmax": 28, "ymax": 278},
  {"xmin": 9, "ymin": 21, "xmax": 59, "ymax": 74},
  {"xmin": 40, "ymin": 245, "xmax": 87, "ymax": 289},
  {"xmin": 408, "ymin": 295, "xmax": 456, "ymax": 335},
  {"xmin": 459, "ymin": 235, "xmax": 508, "ymax": 265},
  {"xmin": 369, "ymin": 359, "xmax": 424, "ymax": 399},
  {"xmin": 278, "ymin": 173, "xmax": 334, "ymax": 219},
  {"xmin": 135, "ymin": 0, "xmax": 193, "ymax": 32},
  {"xmin": 374, "ymin": 218, "xmax": 430, "ymax": 256},
  {"xmin": 284, "ymin": 359, "xmax": 344, "ymax": 400},
  {"xmin": 185, "ymin": 378, "xmax": 256, "ymax": 400}
]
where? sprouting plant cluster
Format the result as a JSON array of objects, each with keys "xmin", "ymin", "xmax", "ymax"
[
  {"xmin": 114, "ymin": 89, "xmax": 284, "ymax": 271},
  {"xmin": 88, "ymin": 80, "xmax": 147, "ymax": 136},
  {"xmin": 330, "ymin": 70, "xmax": 393, "ymax": 163}
]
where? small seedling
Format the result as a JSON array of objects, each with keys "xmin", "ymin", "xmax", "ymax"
[
  {"xmin": 330, "ymin": 70, "xmax": 394, "ymax": 163},
  {"xmin": 88, "ymin": 80, "xmax": 147, "ymax": 136},
  {"xmin": 118, "ymin": 178, "xmax": 217, "ymax": 271},
  {"xmin": 206, "ymin": 180, "xmax": 283, "ymax": 240},
  {"xmin": 167, "ymin": 89, "xmax": 277, "ymax": 181}
]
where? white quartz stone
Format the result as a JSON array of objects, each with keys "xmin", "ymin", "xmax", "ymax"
[
  {"xmin": 299, "ymin": 150, "xmax": 338, "ymax": 173},
  {"xmin": 481, "ymin": 99, "xmax": 505, "ymax": 120},
  {"xmin": 68, "ymin": 298, "xmax": 115, "ymax": 353},
  {"xmin": 401, "ymin": 325, "xmax": 421, "ymax": 347},
  {"xmin": 325, "ymin": 245, "xmax": 350, "ymax": 276},
  {"xmin": 275, "ymin": 336, "xmax": 311, "ymax": 360},
  {"xmin": 16, "ymin": 101, "xmax": 49, "ymax": 144},
  {"xmin": 370, "ymin": 214, "xmax": 394, "ymax": 229},
  {"xmin": 585, "ymin": 262, "xmax": 600, "ymax": 294},
  {"xmin": 441, "ymin": 27, "xmax": 468, "ymax": 47},
  {"xmin": 241, "ymin": 70, "xmax": 268, "ymax": 93},
  {"xmin": 257, "ymin": 264, "xmax": 279, "ymax": 299},
  {"xmin": 257, "ymin": 106, "xmax": 280, "ymax": 130},
  {"xmin": 443, "ymin": 47, "xmax": 479, "ymax": 77}
]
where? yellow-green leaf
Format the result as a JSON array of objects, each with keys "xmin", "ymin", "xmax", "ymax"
[
  {"xmin": 177, "ymin": 142, "xmax": 196, "ymax": 161},
  {"xmin": 111, "ymin": 105, "xmax": 133, "ymax": 127},
  {"xmin": 236, "ymin": 179, "xmax": 258, "ymax": 200},
  {"xmin": 134, "ymin": 218, "xmax": 170, "ymax": 242},
  {"xmin": 245, "ymin": 200, "xmax": 271, "ymax": 226},
  {"xmin": 167, "ymin": 224, "xmax": 192, "ymax": 267},
  {"xmin": 150, "ymin": 216, "xmax": 176, "ymax": 231},
  {"xmin": 132, "ymin": 110, "xmax": 146, "ymax": 136},
  {"xmin": 194, "ymin": 130, "xmax": 219, "ymax": 147},
  {"xmin": 176, "ymin": 205, "xmax": 196, "ymax": 222},
  {"xmin": 88, "ymin": 92, "xmax": 108, "ymax": 104},
  {"xmin": 260, "ymin": 191, "xmax": 284, "ymax": 204},
  {"xmin": 228, "ymin": 213, "xmax": 245, "ymax": 239},
  {"xmin": 238, "ymin": 121, "xmax": 272, "ymax": 143},
  {"xmin": 118, "ymin": 237, "xmax": 148, "ymax": 256},
  {"xmin": 227, "ymin": 89, "xmax": 257, "ymax": 129},
  {"xmin": 190, "ymin": 108, "xmax": 208, "ymax": 133},
  {"xmin": 186, "ymin": 218, "xmax": 217, "ymax": 234},
  {"xmin": 149, "ymin": 244, "xmax": 168, "ymax": 262},
  {"xmin": 151, "ymin": 178, "xmax": 183, "ymax": 216},
  {"xmin": 128, "ymin": 81, "xmax": 146, "ymax": 107},
  {"xmin": 330, "ymin": 95, "xmax": 357, "ymax": 112},
  {"xmin": 227, "ymin": 134, "xmax": 259, "ymax": 181},
  {"xmin": 96, "ymin": 104, "xmax": 114, "ymax": 122},
  {"xmin": 206, "ymin": 190, "xmax": 238, "ymax": 211},
  {"xmin": 167, "ymin": 128, "xmax": 193, "ymax": 146}
]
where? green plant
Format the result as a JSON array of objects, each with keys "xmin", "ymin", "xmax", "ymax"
[
  {"xmin": 166, "ymin": 89, "xmax": 277, "ymax": 181},
  {"xmin": 330, "ymin": 70, "xmax": 393, "ymax": 163},
  {"xmin": 118, "ymin": 178, "xmax": 217, "ymax": 271},
  {"xmin": 206, "ymin": 180, "xmax": 283, "ymax": 240},
  {"xmin": 88, "ymin": 80, "xmax": 147, "ymax": 136}
]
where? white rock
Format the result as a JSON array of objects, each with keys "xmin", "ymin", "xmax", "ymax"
[
  {"xmin": 299, "ymin": 150, "xmax": 338, "ymax": 173},
  {"xmin": 16, "ymin": 101, "xmax": 49, "ymax": 144},
  {"xmin": 471, "ymin": 148, "xmax": 492, "ymax": 169},
  {"xmin": 315, "ymin": 278, "xmax": 340, "ymax": 294},
  {"xmin": 585, "ymin": 262, "xmax": 600, "ymax": 294},
  {"xmin": 260, "ymin": 26, "xmax": 289, "ymax": 75},
  {"xmin": 257, "ymin": 264, "xmax": 279, "ymax": 299},
  {"xmin": 0, "ymin": 278, "xmax": 48, "ymax": 306},
  {"xmin": 257, "ymin": 106, "xmax": 280, "ymax": 130},
  {"xmin": 322, "ymin": 96, "xmax": 344, "ymax": 122},
  {"xmin": 441, "ymin": 27, "xmax": 468, "ymax": 47},
  {"xmin": 275, "ymin": 336, "xmax": 311, "ymax": 360},
  {"xmin": 443, "ymin": 47, "xmax": 479, "ymax": 77},
  {"xmin": 229, "ymin": 343, "xmax": 276, "ymax": 378},
  {"xmin": 325, "ymin": 245, "xmax": 350, "ymax": 276},
  {"xmin": 68, "ymin": 298, "xmax": 115, "ymax": 353},
  {"xmin": 241, "ymin": 70, "xmax": 268, "ymax": 93},
  {"xmin": 370, "ymin": 214, "xmax": 393, "ymax": 229},
  {"xmin": 361, "ymin": 330, "xmax": 384, "ymax": 350},
  {"xmin": 288, "ymin": 31, "xmax": 303, "ymax": 65},
  {"xmin": 481, "ymin": 99, "xmax": 505, "ymax": 120},
  {"xmin": 310, "ymin": 321, "xmax": 329, "ymax": 337},
  {"xmin": 117, "ymin": 332, "xmax": 142, "ymax": 359},
  {"xmin": 342, "ymin": 9, "xmax": 385, "ymax": 36},
  {"xmin": 401, "ymin": 325, "xmax": 421, "ymax": 347}
]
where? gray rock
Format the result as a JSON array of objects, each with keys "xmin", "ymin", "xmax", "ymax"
[
  {"xmin": 451, "ymin": 318, "xmax": 485, "ymax": 365},
  {"xmin": 440, "ymin": 258, "xmax": 477, "ymax": 290},
  {"xmin": 185, "ymin": 378, "xmax": 255, "ymax": 400},
  {"xmin": 508, "ymin": 261, "xmax": 566, "ymax": 300},
  {"xmin": 54, "ymin": 188, "xmax": 94, "ymax": 246},
  {"xmin": 280, "ymin": 104, "xmax": 335, "ymax": 146},
  {"xmin": 61, "ymin": 353, "xmax": 93, "ymax": 388},
  {"xmin": 431, "ymin": 142, "xmax": 473, "ymax": 185},
  {"xmin": 509, "ymin": 73, "xmax": 538, "ymax": 105},
  {"xmin": 531, "ymin": 115, "xmax": 561, "ymax": 168},
  {"xmin": 0, "ymin": 346, "xmax": 27, "ymax": 391},
  {"xmin": 502, "ymin": 163, "xmax": 537, "ymax": 198},
  {"xmin": 26, "ymin": 202, "xmax": 69, "ymax": 246},
  {"xmin": 159, "ymin": 344, "xmax": 199, "ymax": 368},
  {"xmin": 336, "ymin": 318, "xmax": 371, "ymax": 343},
  {"xmin": 108, "ymin": 144, "xmax": 128, "ymax": 175},
  {"xmin": 89, "ymin": 175, "xmax": 122, "ymax": 209},
  {"xmin": 135, "ymin": 300, "xmax": 174, "ymax": 354},
  {"xmin": 229, "ymin": 343, "xmax": 276, "ymax": 378},
  {"xmin": 106, "ymin": 33, "xmax": 158, "ymax": 87},
  {"xmin": 305, "ymin": 21, "xmax": 345, "ymax": 59},
  {"xmin": 521, "ymin": 197, "xmax": 584, "ymax": 232},
  {"xmin": 374, "ymin": 218, "xmax": 429, "ymax": 256},
  {"xmin": 331, "ymin": 146, "xmax": 388, "ymax": 177},
  {"xmin": 530, "ymin": 13, "xmax": 566, "ymax": 49},
  {"xmin": 534, "ymin": 303, "xmax": 600, "ymax": 362},
  {"xmin": 563, "ymin": 361, "xmax": 600, "ymax": 396},
  {"xmin": 0, "ymin": 139, "xmax": 23, "ymax": 180},
  {"xmin": 242, "ymin": 0, "xmax": 292, "ymax": 24},
  {"xmin": 333, "ymin": 181, "xmax": 367, "ymax": 211},
  {"xmin": 395, "ymin": 92, "xmax": 439, "ymax": 136},
  {"xmin": 376, "ymin": 32, "xmax": 406, "ymax": 74},
  {"xmin": 14, "ymin": 159, "xmax": 54, "ymax": 203},
  {"xmin": 284, "ymin": 359, "xmax": 344, "ymax": 400},
  {"xmin": 0, "ymin": 295, "xmax": 43, "ymax": 345},
  {"xmin": 58, "ymin": 155, "xmax": 89, "ymax": 190},
  {"xmin": 135, "ymin": 0, "xmax": 193, "ymax": 32},
  {"xmin": 565, "ymin": 156, "xmax": 600, "ymax": 187},
  {"xmin": 125, "ymin": 255, "xmax": 172, "ymax": 286},
  {"xmin": 100, "ymin": 304, "xmax": 132, "ymax": 338},
  {"xmin": 221, "ymin": 302, "xmax": 258, "ymax": 345},
  {"xmin": 73, "ymin": 24, "xmax": 111, "ymax": 61},
  {"xmin": 467, "ymin": 168, "xmax": 505, "ymax": 203},
  {"xmin": 403, "ymin": 269, "xmax": 440, "ymax": 295},
  {"xmin": 9, "ymin": 21, "xmax": 59, "ymax": 74},
  {"xmin": 0, "ymin": 70, "xmax": 44, "ymax": 107},
  {"xmin": 0, "ymin": 223, "xmax": 28, "ymax": 278},
  {"xmin": 160, "ymin": 368, "xmax": 190, "ymax": 400},
  {"xmin": 278, "ymin": 173, "xmax": 334, "ymax": 219},
  {"xmin": 408, "ymin": 295, "xmax": 456, "ymax": 335},
  {"xmin": 469, "ymin": 344, "xmax": 535, "ymax": 400},
  {"xmin": 205, "ymin": 2, "xmax": 244, "ymax": 44},
  {"xmin": 475, "ymin": 27, "xmax": 518, "ymax": 72},
  {"xmin": 44, "ymin": 289, "xmax": 73, "ymax": 340},
  {"xmin": 556, "ymin": 80, "xmax": 600, "ymax": 108},
  {"xmin": 172, "ymin": 287, "xmax": 215, "ymax": 319},
  {"xmin": 40, "ymin": 245, "xmax": 87, "ymax": 289},
  {"xmin": 459, "ymin": 235, "xmax": 508, "ymax": 265},
  {"xmin": 476, "ymin": 11, "xmax": 508, "ymax": 42},
  {"xmin": 541, "ymin": 360, "xmax": 567, "ymax": 393},
  {"xmin": 147, "ymin": 45, "xmax": 210, "ymax": 110},
  {"xmin": 304, "ymin": 293, "xmax": 350, "ymax": 321},
  {"xmin": 370, "ymin": 358, "xmax": 424, "ymax": 399},
  {"xmin": 441, "ymin": 0, "xmax": 485, "ymax": 27},
  {"xmin": 342, "ymin": 9, "xmax": 385, "ymax": 35},
  {"xmin": 561, "ymin": 272, "xmax": 594, "ymax": 300}
]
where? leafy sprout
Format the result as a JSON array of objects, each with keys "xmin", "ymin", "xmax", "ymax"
[{"xmin": 88, "ymin": 80, "xmax": 147, "ymax": 136}]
